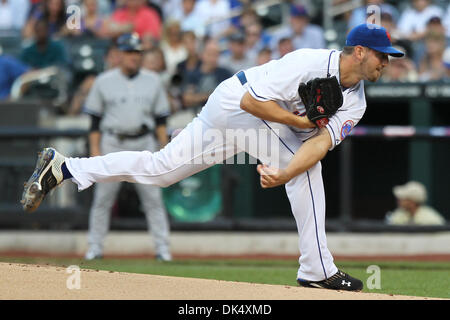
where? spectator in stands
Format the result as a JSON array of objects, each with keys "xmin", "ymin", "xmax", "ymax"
[
  {"xmin": 244, "ymin": 22, "xmax": 272, "ymax": 63},
  {"xmin": 227, "ymin": 0, "xmax": 246, "ymax": 29},
  {"xmin": 411, "ymin": 15, "xmax": 447, "ymax": 67},
  {"xmin": 142, "ymin": 47, "xmax": 171, "ymax": 87},
  {"xmin": 385, "ymin": 181, "xmax": 445, "ymax": 225},
  {"xmin": 108, "ymin": 0, "xmax": 162, "ymax": 40},
  {"xmin": 176, "ymin": 31, "xmax": 201, "ymax": 77},
  {"xmin": 0, "ymin": 54, "xmax": 30, "ymax": 100},
  {"xmin": 256, "ymin": 47, "xmax": 272, "ymax": 65},
  {"xmin": 181, "ymin": 39, "xmax": 232, "ymax": 112},
  {"xmin": 0, "ymin": 0, "xmax": 30, "ymax": 31},
  {"xmin": 195, "ymin": 0, "xmax": 231, "ymax": 38},
  {"xmin": 218, "ymin": 32, "xmax": 254, "ymax": 74},
  {"xmin": 418, "ymin": 30, "xmax": 447, "ymax": 82},
  {"xmin": 23, "ymin": 0, "xmax": 68, "ymax": 39},
  {"xmin": 66, "ymin": 0, "xmax": 112, "ymax": 16},
  {"xmin": 66, "ymin": 0, "xmax": 109, "ymax": 38},
  {"xmin": 169, "ymin": 0, "xmax": 205, "ymax": 38},
  {"xmin": 151, "ymin": 0, "xmax": 181, "ymax": 20},
  {"xmin": 175, "ymin": 30, "xmax": 201, "ymax": 83},
  {"xmin": 164, "ymin": 31, "xmax": 201, "ymax": 125},
  {"xmin": 68, "ymin": 44, "xmax": 121, "ymax": 115},
  {"xmin": 237, "ymin": 7, "xmax": 259, "ymax": 32},
  {"xmin": 160, "ymin": 20, "xmax": 188, "ymax": 78},
  {"xmin": 275, "ymin": 37, "xmax": 295, "ymax": 59},
  {"xmin": 142, "ymin": 46, "xmax": 187, "ymax": 122},
  {"xmin": 141, "ymin": 33, "xmax": 158, "ymax": 51},
  {"xmin": 224, "ymin": 5, "xmax": 258, "ymax": 39},
  {"xmin": 397, "ymin": 0, "xmax": 444, "ymax": 42},
  {"xmin": 426, "ymin": 16, "xmax": 447, "ymax": 35},
  {"xmin": 20, "ymin": 19, "xmax": 69, "ymax": 69},
  {"xmin": 379, "ymin": 12, "xmax": 400, "ymax": 42},
  {"xmin": 271, "ymin": 4, "xmax": 325, "ymax": 51},
  {"xmin": 444, "ymin": 4, "xmax": 450, "ymax": 38},
  {"xmin": 347, "ymin": 0, "xmax": 399, "ymax": 31},
  {"xmin": 443, "ymin": 47, "xmax": 450, "ymax": 81},
  {"xmin": 175, "ymin": 31, "xmax": 201, "ymax": 82},
  {"xmin": 380, "ymin": 46, "xmax": 419, "ymax": 82}
]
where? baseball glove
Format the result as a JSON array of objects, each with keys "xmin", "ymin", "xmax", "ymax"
[{"xmin": 298, "ymin": 76, "xmax": 343, "ymax": 128}]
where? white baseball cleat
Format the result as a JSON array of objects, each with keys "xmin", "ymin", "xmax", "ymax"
[
  {"xmin": 156, "ymin": 252, "xmax": 172, "ymax": 262},
  {"xmin": 21, "ymin": 147, "xmax": 66, "ymax": 213},
  {"xmin": 84, "ymin": 248, "xmax": 104, "ymax": 261}
]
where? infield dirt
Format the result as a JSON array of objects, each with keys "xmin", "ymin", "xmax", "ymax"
[{"xmin": 0, "ymin": 262, "xmax": 438, "ymax": 300}]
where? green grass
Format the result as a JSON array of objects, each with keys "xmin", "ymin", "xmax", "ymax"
[{"xmin": 1, "ymin": 256, "xmax": 449, "ymax": 299}]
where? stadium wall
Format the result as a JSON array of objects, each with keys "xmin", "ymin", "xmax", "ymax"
[{"xmin": 0, "ymin": 231, "xmax": 448, "ymax": 258}]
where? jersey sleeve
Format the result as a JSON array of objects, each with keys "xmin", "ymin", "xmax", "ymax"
[
  {"xmin": 248, "ymin": 52, "xmax": 309, "ymax": 102},
  {"xmin": 325, "ymin": 83, "xmax": 366, "ymax": 151},
  {"xmin": 83, "ymin": 77, "xmax": 104, "ymax": 117}
]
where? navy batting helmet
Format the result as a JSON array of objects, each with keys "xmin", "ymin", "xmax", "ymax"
[{"xmin": 116, "ymin": 33, "xmax": 143, "ymax": 52}]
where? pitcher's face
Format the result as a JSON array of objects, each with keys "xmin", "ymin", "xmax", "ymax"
[{"xmin": 361, "ymin": 48, "xmax": 389, "ymax": 82}]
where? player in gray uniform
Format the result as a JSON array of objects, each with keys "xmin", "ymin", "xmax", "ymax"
[{"xmin": 83, "ymin": 33, "xmax": 172, "ymax": 261}]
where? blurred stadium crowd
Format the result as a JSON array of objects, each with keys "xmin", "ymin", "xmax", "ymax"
[{"xmin": 1, "ymin": 0, "xmax": 450, "ymax": 118}]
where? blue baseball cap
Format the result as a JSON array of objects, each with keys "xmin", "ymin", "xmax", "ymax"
[
  {"xmin": 346, "ymin": 23, "xmax": 404, "ymax": 57},
  {"xmin": 290, "ymin": 4, "xmax": 308, "ymax": 17}
]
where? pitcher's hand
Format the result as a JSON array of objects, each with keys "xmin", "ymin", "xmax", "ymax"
[{"xmin": 256, "ymin": 164, "xmax": 291, "ymax": 188}]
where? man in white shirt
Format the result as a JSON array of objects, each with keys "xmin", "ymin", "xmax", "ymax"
[
  {"xmin": 0, "ymin": 0, "xmax": 30, "ymax": 30},
  {"xmin": 22, "ymin": 23, "xmax": 404, "ymax": 291},
  {"xmin": 385, "ymin": 181, "xmax": 446, "ymax": 225},
  {"xmin": 195, "ymin": 0, "xmax": 230, "ymax": 38},
  {"xmin": 169, "ymin": 0, "xmax": 206, "ymax": 38},
  {"xmin": 218, "ymin": 32, "xmax": 254, "ymax": 73},
  {"xmin": 270, "ymin": 4, "xmax": 326, "ymax": 51},
  {"xmin": 397, "ymin": 0, "xmax": 444, "ymax": 41}
]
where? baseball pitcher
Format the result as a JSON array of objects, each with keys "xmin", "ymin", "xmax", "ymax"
[{"xmin": 21, "ymin": 24, "xmax": 404, "ymax": 291}]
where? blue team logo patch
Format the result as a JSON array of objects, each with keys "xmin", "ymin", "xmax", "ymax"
[{"xmin": 341, "ymin": 120, "xmax": 354, "ymax": 140}]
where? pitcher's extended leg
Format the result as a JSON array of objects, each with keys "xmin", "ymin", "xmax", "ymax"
[{"xmin": 65, "ymin": 117, "xmax": 237, "ymax": 190}]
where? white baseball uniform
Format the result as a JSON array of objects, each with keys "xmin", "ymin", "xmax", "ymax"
[{"xmin": 66, "ymin": 48, "xmax": 367, "ymax": 281}]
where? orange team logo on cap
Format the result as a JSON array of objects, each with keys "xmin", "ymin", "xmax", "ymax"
[{"xmin": 385, "ymin": 31, "xmax": 391, "ymax": 42}]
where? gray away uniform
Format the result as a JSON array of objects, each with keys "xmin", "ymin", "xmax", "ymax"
[{"xmin": 84, "ymin": 68, "xmax": 171, "ymax": 259}]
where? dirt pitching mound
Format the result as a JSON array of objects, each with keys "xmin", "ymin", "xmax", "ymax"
[{"xmin": 0, "ymin": 263, "xmax": 433, "ymax": 300}]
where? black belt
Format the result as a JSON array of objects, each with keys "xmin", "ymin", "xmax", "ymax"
[
  {"xmin": 236, "ymin": 71, "xmax": 247, "ymax": 85},
  {"xmin": 106, "ymin": 127, "xmax": 153, "ymax": 141}
]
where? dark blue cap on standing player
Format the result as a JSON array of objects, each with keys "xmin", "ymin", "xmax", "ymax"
[
  {"xmin": 116, "ymin": 33, "xmax": 143, "ymax": 52},
  {"xmin": 346, "ymin": 23, "xmax": 404, "ymax": 57}
]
